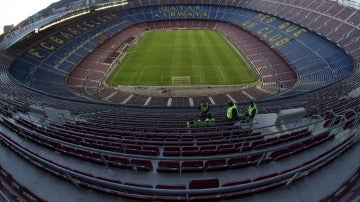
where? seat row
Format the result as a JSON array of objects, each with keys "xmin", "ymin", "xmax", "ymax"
[
  {"xmin": 0, "ymin": 127, "xmax": 356, "ymax": 201},
  {"xmin": 16, "ymin": 116, "xmax": 315, "ymax": 158},
  {"xmin": 0, "ymin": 164, "xmax": 45, "ymax": 202},
  {"xmin": 2, "ymin": 116, "xmax": 337, "ymax": 175}
]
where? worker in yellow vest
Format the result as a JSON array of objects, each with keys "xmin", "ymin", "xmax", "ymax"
[
  {"xmin": 245, "ymin": 101, "xmax": 257, "ymax": 122},
  {"xmin": 199, "ymin": 101, "xmax": 209, "ymax": 119},
  {"xmin": 226, "ymin": 101, "xmax": 239, "ymax": 123}
]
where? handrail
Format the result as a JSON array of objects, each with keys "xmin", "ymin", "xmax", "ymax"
[
  {"xmin": 13, "ymin": 113, "xmax": 324, "ymax": 146},
  {"xmin": 3, "ymin": 109, "xmax": 356, "ymax": 163},
  {"xmin": 0, "ymin": 191, "xmax": 11, "ymax": 202},
  {"xmin": 0, "ymin": 128, "xmax": 357, "ymax": 197}
]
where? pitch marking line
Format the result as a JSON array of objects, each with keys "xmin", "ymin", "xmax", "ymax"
[
  {"xmin": 137, "ymin": 65, "xmax": 202, "ymax": 84},
  {"xmin": 192, "ymin": 75, "xmax": 203, "ymax": 83},
  {"xmin": 217, "ymin": 65, "xmax": 226, "ymax": 82},
  {"xmin": 111, "ymin": 35, "xmax": 146, "ymax": 82},
  {"xmin": 199, "ymin": 75, "xmax": 204, "ymax": 82},
  {"xmin": 137, "ymin": 67, "xmax": 146, "ymax": 83}
]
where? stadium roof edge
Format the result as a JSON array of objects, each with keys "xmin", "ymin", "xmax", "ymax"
[
  {"xmin": 0, "ymin": 1, "xmax": 130, "ymax": 51},
  {"xmin": 0, "ymin": 13, "xmax": 64, "ymax": 51}
]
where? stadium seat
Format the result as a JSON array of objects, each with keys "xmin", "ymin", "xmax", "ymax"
[
  {"xmin": 181, "ymin": 146, "xmax": 200, "ymax": 156},
  {"xmin": 227, "ymin": 156, "xmax": 251, "ymax": 169},
  {"xmin": 140, "ymin": 146, "xmax": 160, "ymax": 156},
  {"xmin": 199, "ymin": 145, "xmax": 217, "ymax": 155},
  {"xmin": 130, "ymin": 159, "xmax": 153, "ymax": 171},
  {"xmin": 163, "ymin": 146, "xmax": 181, "ymax": 156},
  {"xmin": 205, "ymin": 159, "xmax": 228, "ymax": 171},
  {"xmin": 189, "ymin": 178, "xmax": 220, "ymax": 189},
  {"xmin": 103, "ymin": 155, "xmax": 131, "ymax": 169},
  {"xmin": 217, "ymin": 144, "xmax": 237, "ymax": 154},
  {"xmin": 157, "ymin": 161, "xmax": 181, "ymax": 173},
  {"xmin": 181, "ymin": 161, "xmax": 204, "ymax": 172}
]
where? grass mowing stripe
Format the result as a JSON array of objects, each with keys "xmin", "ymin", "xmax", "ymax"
[
  {"xmin": 209, "ymin": 31, "xmax": 231, "ymax": 83},
  {"xmin": 202, "ymin": 30, "xmax": 224, "ymax": 84},
  {"xmin": 192, "ymin": 30, "xmax": 208, "ymax": 84},
  {"xmin": 182, "ymin": 30, "xmax": 193, "ymax": 83},
  {"xmin": 213, "ymin": 31, "xmax": 246, "ymax": 83},
  {"xmin": 171, "ymin": 30, "xmax": 180, "ymax": 79}
]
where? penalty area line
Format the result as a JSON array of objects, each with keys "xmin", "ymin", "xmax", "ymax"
[{"xmin": 217, "ymin": 65, "xmax": 226, "ymax": 82}]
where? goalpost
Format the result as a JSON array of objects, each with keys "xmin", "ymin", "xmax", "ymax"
[{"xmin": 171, "ymin": 76, "xmax": 191, "ymax": 86}]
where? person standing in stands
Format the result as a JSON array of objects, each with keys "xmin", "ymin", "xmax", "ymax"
[
  {"xmin": 245, "ymin": 100, "xmax": 257, "ymax": 122},
  {"xmin": 226, "ymin": 101, "xmax": 239, "ymax": 123},
  {"xmin": 199, "ymin": 100, "xmax": 209, "ymax": 119}
]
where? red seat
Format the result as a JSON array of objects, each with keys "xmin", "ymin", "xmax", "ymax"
[
  {"xmin": 155, "ymin": 184, "xmax": 187, "ymax": 201},
  {"xmin": 195, "ymin": 135, "xmax": 210, "ymax": 142},
  {"xmin": 103, "ymin": 155, "xmax": 131, "ymax": 168},
  {"xmin": 125, "ymin": 144, "xmax": 141, "ymax": 154},
  {"xmin": 343, "ymin": 119, "xmax": 355, "ymax": 130},
  {"xmin": 217, "ymin": 144, "xmax": 236, "ymax": 154},
  {"xmin": 189, "ymin": 178, "xmax": 219, "ymax": 189},
  {"xmin": 267, "ymin": 148, "xmax": 291, "ymax": 161},
  {"xmin": 181, "ymin": 135, "xmax": 194, "ymax": 142},
  {"xmin": 205, "ymin": 159, "xmax": 228, "ymax": 171},
  {"xmin": 181, "ymin": 161, "xmax": 204, "ymax": 172},
  {"xmin": 265, "ymin": 136, "xmax": 279, "ymax": 144},
  {"xmin": 140, "ymin": 146, "xmax": 160, "ymax": 156},
  {"xmin": 157, "ymin": 161, "xmax": 180, "ymax": 172},
  {"xmin": 163, "ymin": 146, "xmax": 181, "ymax": 156},
  {"xmin": 181, "ymin": 146, "xmax": 200, "ymax": 156},
  {"xmin": 227, "ymin": 156, "xmax": 250, "ymax": 169},
  {"xmin": 248, "ymin": 153, "xmax": 263, "ymax": 165},
  {"xmin": 251, "ymin": 139, "xmax": 266, "ymax": 149},
  {"xmin": 130, "ymin": 159, "xmax": 153, "ymax": 171},
  {"xmin": 199, "ymin": 145, "xmax": 217, "ymax": 155},
  {"xmin": 164, "ymin": 137, "xmax": 179, "ymax": 142},
  {"xmin": 234, "ymin": 141, "xmax": 252, "ymax": 151},
  {"xmin": 188, "ymin": 178, "xmax": 221, "ymax": 200}
]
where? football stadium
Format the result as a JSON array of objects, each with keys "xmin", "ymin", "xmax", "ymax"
[{"xmin": 0, "ymin": 0, "xmax": 359, "ymax": 201}]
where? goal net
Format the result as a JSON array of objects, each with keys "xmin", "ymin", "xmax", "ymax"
[{"xmin": 171, "ymin": 76, "xmax": 190, "ymax": 86}]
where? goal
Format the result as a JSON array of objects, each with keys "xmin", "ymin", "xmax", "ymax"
[{"xmin": 171, "ymin": 76, "xmax": 191, "ymax": 86}]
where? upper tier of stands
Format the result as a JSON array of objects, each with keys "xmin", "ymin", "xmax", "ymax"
[
  {"xmin": 242, "ymin": 0, "xmax": 359, "ymax": 62},
  {"xmin": 8, "ymin": 4, "xmax": 355, "ymax": 101}
]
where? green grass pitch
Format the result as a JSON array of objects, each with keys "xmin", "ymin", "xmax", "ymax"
[{"xmin": 107, "ymin": 30, "xmax": 258, "ymax": 86}]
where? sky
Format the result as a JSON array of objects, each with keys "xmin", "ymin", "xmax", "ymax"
[{"xmin": 0, "ymin": 0, "xmax": 60, "ymax": 34}]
